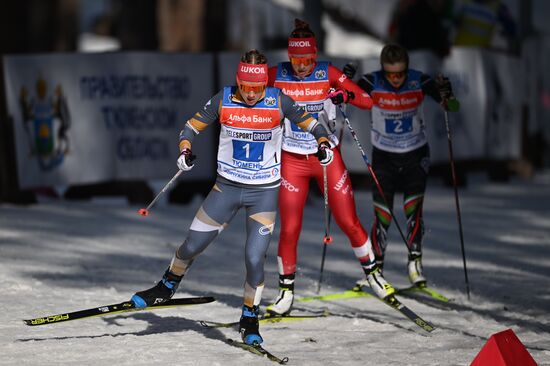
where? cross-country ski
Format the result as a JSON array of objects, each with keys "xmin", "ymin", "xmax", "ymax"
[{"xmin": 24, "ymin": 297, "xmax": 215, "ymax": 326}]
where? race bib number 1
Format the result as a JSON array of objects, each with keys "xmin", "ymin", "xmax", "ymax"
[{"xmin": 232, "ymin": 140, "xmax": 264, "ymax": 161}]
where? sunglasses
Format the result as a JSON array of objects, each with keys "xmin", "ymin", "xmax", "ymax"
[
  {"xmin": 238, "ymin": 83, "xmax": 266, "ymax": 94},
  {"xmin": 384, "ymin": 69, "xmax": 407, "ymax": 79},
  {"xmin": 290, "ymin": 56, "xmax": 316, "ymax": 66}
]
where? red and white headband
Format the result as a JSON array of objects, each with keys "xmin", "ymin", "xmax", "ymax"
[
  {"xmin": 236, "ymin": 61, "xmax": 268, "ymax": 83},
  {"xmin": 288, "ymin": 37, "xmax": 317, "ymax": 55}
]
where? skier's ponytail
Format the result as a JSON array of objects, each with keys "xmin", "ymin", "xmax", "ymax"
[
  {"xmin": 241, "ymin": 49, "xmax": 267, "ymax": 65},
  {"xmin": 290, "ymin": 18, "xmax": 315, "ymax": 39}
]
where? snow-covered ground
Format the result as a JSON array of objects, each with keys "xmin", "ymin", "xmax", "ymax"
[{"xmin": 1, "ymin": 173, "xmax": 549, "ymax": 365}]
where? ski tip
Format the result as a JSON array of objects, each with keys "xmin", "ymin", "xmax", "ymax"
[
  {"xmin": 22, "ymin": 316, "xmax": 68, "ymax": 326},
  {"xmin": 425, "ymin": 325, "xmax": 437, "ymax": 333},
  {"xmin": 416, "ymin": 320, "xmax": 437, "ymax": 333}
]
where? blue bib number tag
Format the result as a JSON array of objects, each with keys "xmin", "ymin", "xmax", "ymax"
[
  {"xmin": 290, "ymin": 122, "xmax": 303, "ymax": 132},
  {"xmin": 232, "ymin": 140, "xmax": 264, "ymax": 161},
  {"xmin": 385, "ymin": 117, "xmax": 412, "ymax": 134}
]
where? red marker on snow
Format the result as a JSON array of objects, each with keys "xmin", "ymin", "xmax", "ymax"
[{"xmin": 138, "ymin": 208, "xmax": 149, "ymax": 217}]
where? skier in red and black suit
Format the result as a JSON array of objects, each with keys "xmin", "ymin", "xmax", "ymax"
[
  {"xmin": 350, "ymin": 43, "xmax": 459, "ymax": 286},
  {"xmin": 266, "ymin": 19, "xmax": 396, "ymax": 316}
]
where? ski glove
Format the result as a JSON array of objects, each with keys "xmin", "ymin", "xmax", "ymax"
[
  {"xmin": 315, "ymin": 141, "xmax": 334, "ymax": 166},
  {"xmin": 177, "ymin": 148, "xmax": 196, "ymax": 171},
  {"xmin": 343, "ymin": 62, "xmax": 357, "ymax": 79},
  {"xmin": 435, "ymin": 75, "xmax": 453, "ymax": 100},
  {"xmin": 435, "ymin": 75, "xmax": 460, "ymax": 112},
  {"xmin": 328, "ymin": 88, "xmax": 354, "ymax": 105}
]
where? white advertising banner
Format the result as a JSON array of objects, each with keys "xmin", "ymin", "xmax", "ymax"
[
  {"xmin": 484, "ymin": 51, "xmax": 522, "ymax": 159},
  {"xmin": 439, "ymin": 48, "xmax": 522, "ymax": 162},
  {"xmin": 3, "ymin": 52, "xmax": 216, "ymax": 189},
  {"xmin": 430, "ymin": 47, "xmax": 490, "ymax": 163}
]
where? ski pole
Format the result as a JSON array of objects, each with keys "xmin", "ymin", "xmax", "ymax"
[
  {"xmin": 138, "ymin": 170, "xmax": 183, "ymax": 217},
  {"xmin": 337, "ymin": 105, "xmax": 410, "ymax": 249},
  {"xmin": 443, "ymin": 110, "xmax": 471, "ymax": 299},
  {"xmin": 317, "ymin": 165, "xmax": 333, "ymax": 293},
  {"xmin": 316, "ymin": 105, "xmax": 350, "ymax": 293}
]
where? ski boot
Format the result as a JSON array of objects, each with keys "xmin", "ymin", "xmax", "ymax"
[
  {"xmin": 131, "ymin": 268, "xmax": 183, "ymax": 308},
  {"xmin": 239, "ymin": 305, "xmax": 263, "ymax": 345},
  {"xmin": 365, "ymin": 267, "xmax": 395, "ymax": 299},
  {"xmin": 266, "ymin": 273, "xmax": 294, "ymax": 316},
  {"xmin": 407, "ymin": 255, "xmax": 426, "ymax": 286}
]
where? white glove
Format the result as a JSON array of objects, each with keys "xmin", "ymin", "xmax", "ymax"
[
  {"xmin": 316, "ymin": 142, "xmax": 334, "ymax": 166},
  {"xmin": 177, "ymin": 148, "xmax": 195, "ymax": 171}
]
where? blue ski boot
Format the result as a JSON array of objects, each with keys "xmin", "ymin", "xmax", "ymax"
[
  {"xmin": 239, "ymin": 305, "xmax": 263, "ymax": 345},
  {"xmin": 131, "ymin": 268, "xmax": 182, "ymax": 308}
]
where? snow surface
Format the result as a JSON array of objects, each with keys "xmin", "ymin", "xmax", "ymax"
[{"xmin": 1, "ymin": 173, "xmax": 549, "ymax": 365}]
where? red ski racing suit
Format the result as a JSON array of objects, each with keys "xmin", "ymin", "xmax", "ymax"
[{"xmin": 268, "ymin": 62, "xmax": 376, "ymax": 275}]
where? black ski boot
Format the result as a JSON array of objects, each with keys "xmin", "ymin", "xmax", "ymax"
[
  {"xmin": 131, "ymin": 268, "xmax": 182, "ymax": 308},
  {"xmin": 239, "ymin": 305, "xmax": 263, "ymax": 345}
]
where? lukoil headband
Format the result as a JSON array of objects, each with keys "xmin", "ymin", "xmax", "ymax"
[
  {"xmin": 236, "ymin": 62, "xmax": 268, "ymax": 83},
  {"xmin": 288, "ymin": 37, "xmax": 317, "ymax": 55}
]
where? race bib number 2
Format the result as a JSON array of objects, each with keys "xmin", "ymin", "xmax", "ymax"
[{"xmin": 385, "ymin": 117, "xmax": 412, "ymax": 134}]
